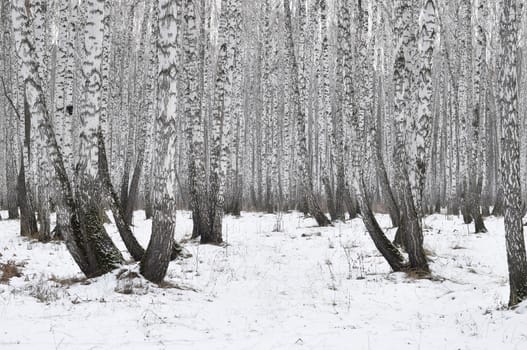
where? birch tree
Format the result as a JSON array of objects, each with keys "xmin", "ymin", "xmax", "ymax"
[
  {"xmin": 498, "ymin": 0, "xmax": 527, "ymax": 307},
  {"xmin": 467, "ymin": 0, "xmax": 488, "ymax": 233},
  {"xmin": 1, "ymin": 0, "xmax": 19, "ymax": 220},
  {"xmin": 185, "ymin": 0, "xmax": 209, "ymax": 240},
  {"xmin": 10, "ymin": 0, "xmax": 39, "ymax": 238},
  {"xmin": 283, "ymin": 0, "xmax": 331, "ymax": 227},
  {"xmin": 140, "ymin": 0, "xmax": 179, "ymax": 283},
  {"xmin": 10, "ymin": 0, "xmax": 123, "ymax": 277}
]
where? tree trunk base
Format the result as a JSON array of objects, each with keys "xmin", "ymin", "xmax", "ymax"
[
  {"xmin": 473, "ymin": 214, "xmax": 488, "ymax": 233},
  {"xmin": 393, "ymin": 226, "xmax": 404, "ymax": 248}
]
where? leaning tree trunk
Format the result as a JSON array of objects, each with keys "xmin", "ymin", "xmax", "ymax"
[
  {"xmin": 98, "ymin": 131, "xmax": 145, "ymax": 261},
  {"xmin": 350, "ymin": 0, "xmax": 408, "ymax": 273},
  {"xmin": 374, "ymin": 129, "xmax": 400, "ymax": 228},
  {"xmin": 97, "ymin": 6, "xmax": 184, "ymax": 262},
  {"xmin": 356, "ymin": 177, "xmax": 407, "ymax": 271},
  {"xmin": 11, "ymin": 0, "xmax": 123, "ymax": 277},
  {"xmin": 124, "ymin": 157, "xmax": 143, "ymax": 225}
]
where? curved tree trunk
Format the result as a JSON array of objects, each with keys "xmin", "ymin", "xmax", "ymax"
[
  {"xmin": 356, "ymin": 177, "xmax": 407, "ymax": 272},
  {"xmin": 98, "ymin": 130, "xmax": 145, "ymax": 261},
  {"xmin": 124, "ymin": 156, "xmax": 144, "ymax": 226},
  {"xmin": 12, "ymin": 0, "xmax": 123, "ymax": 277}
]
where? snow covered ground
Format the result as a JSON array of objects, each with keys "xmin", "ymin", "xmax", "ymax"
[{"xmin": 1, "ymin": 210, "xmax": 527, "ymax": 349}]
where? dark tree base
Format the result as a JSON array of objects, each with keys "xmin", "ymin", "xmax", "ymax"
[{"xmin": 473, "ymin": 214, "xmax": 488, "ymax": 233}]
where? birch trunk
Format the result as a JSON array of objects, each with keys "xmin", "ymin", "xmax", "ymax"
[
  {"xmin": 283, "ymin": 0, "xmax": 330, "ymax": 227},
  {"xmin": 498, "ymin": 0, "xmax": 527, "ymax": 307}
]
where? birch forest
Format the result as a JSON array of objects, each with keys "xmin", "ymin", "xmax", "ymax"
[{"xmin": 2, "ymin": 0, "xmax": 527, "ymax": 348}]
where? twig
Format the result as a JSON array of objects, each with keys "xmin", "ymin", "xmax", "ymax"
[{"xmin": 1, "ymin": 76, "xmax": 23, "ymax": 121}]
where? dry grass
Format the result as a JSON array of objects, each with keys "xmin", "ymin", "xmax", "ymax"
[
  {"xmin": 116, "ymin": 269, "xmax": 140, "ymax": 280},
  {"xmin": 405, "ymin": 268, "xmax": 432, "ymax": 280},
  {"xmin": 0, "ymin": 260, "xmax": 23, "ymax": 283},
  {"xmin": 157, "ymin": 280, "xmax": 198, "ymax": 292},
  {"xmin": 115, "ymin": 269, "xmax": 149, "ymax": 295},
  {"xmin": 424, "ymin": 247, "xmax": 437, "ymax": 257},
  {"xmin": 48, "ymin": 275, "xmax": 89, "ymax": 287}
]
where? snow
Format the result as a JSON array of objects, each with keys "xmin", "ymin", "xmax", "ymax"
[{"xmin": 1, "ymin": 210, "xmax": 527, "ymax": 349}]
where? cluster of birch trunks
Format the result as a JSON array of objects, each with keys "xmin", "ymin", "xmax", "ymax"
[{"xmin": 1, "ymin": 0, "xmax": 527, "ymax": 305}]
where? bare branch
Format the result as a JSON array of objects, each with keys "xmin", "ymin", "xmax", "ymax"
[{"xmin": 1, "ymin": 76, "xmax": 23, "ymax": 121}]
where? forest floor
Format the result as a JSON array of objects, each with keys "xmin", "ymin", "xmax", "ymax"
[{"xmin": 1, "ymin": 210, "xmax": 527, "ymax": 349}]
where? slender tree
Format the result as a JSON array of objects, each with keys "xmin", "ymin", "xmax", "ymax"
[
  {"xmin": 498, "ymin": 0, "xmax": 527, "ymax": 307},
  {"xmin": 140, "ymin": 0, "xmax": 179, "ymax": 283},
  {"xmin": 283, "ymin": 0, "xmax": 331, "ymax": 227}
]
